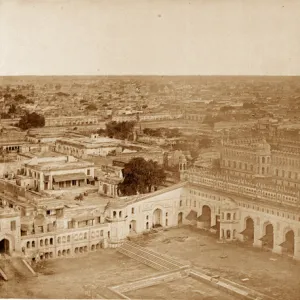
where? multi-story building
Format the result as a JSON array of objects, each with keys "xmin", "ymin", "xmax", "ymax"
[
  {"xmin": 221, "ymin": 137, "xmax": 300, "ymax": 188},
  {"xmin": 16, "ymin": 155, "xmax": 95, "ymax": 192},
  {"xmin": 1, "ymin": 137, "xmax": 300, "ymax": 263},
  {"xmin": 55, "ymin": 134, "xmax": 122, "ymax": 159},
  {"xmin": 220, "ymin": 138, "xmax": 271, "ymax": 179},
  {"xmin": 44, "ymin": 116, "xmax": 103, "ymax": 127}
]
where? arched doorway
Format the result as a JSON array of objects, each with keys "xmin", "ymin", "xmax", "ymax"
[
  {"xmin": 201, "ymin": 205, "xmax": 211, "ymax": 229},
  {"xmin": 103, "ymin": 184, "xmax": 108, "ymax": 195},
  {"xmin": 0, "ymin": 238, "xmax": 10, "ymax": 254},
  {"xmin": 129, "ymin": 220, "xmax": 136, "ymax": 233},
  {"xmin": 153, "ymin": 208, "xmax": 163, "ymax": 228},
  {"xmin": 260, "ymin": 223, "xmax": 274, "ymax": 249},
  {"xmin": 178, "ymin": 212, "xmax": 183, "ymax": 225},
  {"xmin": 281, "ymin": 230, "xmax": 295, "ymax": 255},
  {"xmin": 240, "ymin": 217, "xmax": 254, "ymax": 243}
]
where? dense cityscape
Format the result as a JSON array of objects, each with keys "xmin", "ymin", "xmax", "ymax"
[{"xmin": 0, "ymin": 76, "xmax": 300, "ymax": 299}]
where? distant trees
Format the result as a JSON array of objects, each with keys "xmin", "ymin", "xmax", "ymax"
[
  {"xmin": 203, "ymin": 114, "xmax": 227, "ymax": 128},
  {"xmin": 172, "ymin": 136, "xmax": 212, "ymax": 161},
  {"xmin": 1, "ymin": 113, "xmax": 10, "ymax": 119},
  {"xmin": 8, "ymin": 104, "xmax": 17, "ymax": 114},
  {"xmin": 143, "ymin": 127, "xmax": 181, "ymax": 138},
  {"xmin": 105, "ymin": 121, "xmax": 136, "ymax": 140},
  {"xmin": 18, "ymin": 112, "xmax": 45, "ymax": 130},
  {"xmin": 14, "ymin": 94, "xmax": 26, "ymax": 102},
  {"xmin": 220, "ymin": 105, "xmax": 234, "ymax": 112},
  {"xmin": 56, "ymin": 91, "xmax": 69, "ymax": 97},
  {"xmin": 85, "ymin": 104, "xmax": 97, "ymax": 111},
  {"xmin": 118, "ymin": 157, "xmax": 166, "ymax": 196},
  {"xmin": 25, "ymin": 99, "xmax": 35, "ymax": 104},
  {"xmin": 55, "ymin": 84, "xmax": 62, "ymax": 91},
  {"xmin": 243, "ymin": 102, "xmax": 256, "ymax": 109}
]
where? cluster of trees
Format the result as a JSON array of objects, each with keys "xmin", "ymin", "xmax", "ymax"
[
  {"xmin": 143, "ymin": 127, "xmax": 181, "ymax": 138},
  {"xmin": 243, "ymin": 102, "xmax": 257, "ymax": 109},
  {"xmin": 85, "ymin": 103, "xmax": 97, "ymax": 111},
  {"xmin": 118, "ymin": 157, "xmax": 166, "ymax": 196},
  {"xmin": 56, "ymin": 91, "xmax": 70, "ymax": 97},
  {"xmin": 18, "ymin": 112, "xmax": 45, "ymax": 130},
  {"xmin": 172, "ymin": 137, "xmax": 212, "ymax": 160},
  {"xmin": 2, "ymin": 93, "xmax": 27, "ymax": 102},
  {"xmin": 99, "ymin": 121, "xmax": 136, "ymax": 140},
  {"xmin": 203, "ymin": 114, "xmax": 227, "ymax": 127}
]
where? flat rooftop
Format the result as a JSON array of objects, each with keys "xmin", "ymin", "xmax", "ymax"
[
  {"xmin": 41, "ymin": 190, "xmax": 111, "ymax": 209},
  {"xmin": 26, "ymin": 159, "xmax": 94, "ymax": 171},
  {"xmin": 57, "ymin": 136, "xmax": 122, "ymax": 148},
  {"xmin": 19, "ymin": 151, "xmax": 64, "ymax": 159}
]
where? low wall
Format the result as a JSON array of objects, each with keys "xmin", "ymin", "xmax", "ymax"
[
  {"xmin": 190, "ymin": 269, "xmax": 275, "ymax": 300},
  {"xmin": 111, "ymin": 267, "xmax": 189, "ymax": 294}
]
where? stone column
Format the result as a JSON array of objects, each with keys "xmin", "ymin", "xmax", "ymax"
[
  {"xmin": 294, "ymin": 232, "xmax": 300, "ymax": 260},
  {"xmin": 253, "ymin": 221, "xmax": 263, "ymax": 248},
  {"xmin": 211, "ymin": 212, "xmax": 216, "ymax": 227},
  {"xmin": 272, "ymin": 230, "xmax": 283, "ymax": 255}
]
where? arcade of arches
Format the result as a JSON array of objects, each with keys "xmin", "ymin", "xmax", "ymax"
[{"xmin": 239, "ymin": 218, "xmax": 296, "ymax": 256}]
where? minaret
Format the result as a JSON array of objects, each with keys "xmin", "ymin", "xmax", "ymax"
[{"xmin": 179, "ymin": 155, "xmax": 188, "ymax": 181}]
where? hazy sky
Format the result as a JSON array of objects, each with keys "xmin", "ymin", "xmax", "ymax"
[{"xmin": 0, "ymin": 0, "xmax": 300, "ymax": 76}]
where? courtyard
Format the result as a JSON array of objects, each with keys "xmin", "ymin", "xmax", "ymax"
[
  {"xmin": 0, "ymin": 226, "xmax": 299, "ymax": 299},
  {"xmin": 134, "ymin": 226, "xmax": 300, "ymax": 300}
]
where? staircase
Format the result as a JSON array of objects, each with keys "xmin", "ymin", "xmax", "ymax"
[
  {"xmin": 117, "ymin": 240, "xmax": 189, "ymax": 271},
  {"xmin": 0, "ymin": 256, "xmax": 36, "ymax": 281},
  {"xmin": 0, "ymin": 258, "xmax": 18, "ymax": 281}
]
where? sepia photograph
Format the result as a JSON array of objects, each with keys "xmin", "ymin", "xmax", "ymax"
[{"xmin": 0, "ymin": 0, "xmax": 300, "ymax": 299}]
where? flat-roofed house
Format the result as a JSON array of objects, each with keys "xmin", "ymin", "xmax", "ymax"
[
  {"xmin": 18, "ymin": 155, "xmax": 95, "ymax": 191},
  {"xmin": 55, "ymin": 134, "xmax": 122, "ymax": 159}
]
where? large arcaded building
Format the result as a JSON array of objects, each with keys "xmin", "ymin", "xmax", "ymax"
[{"xmin": 0, "ymin": 138, "xmax": 300, "ymax": 263}]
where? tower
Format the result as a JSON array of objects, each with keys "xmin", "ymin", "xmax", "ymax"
[{"xmin": 179, "ymin": 155, "xmax": 188, "ymax": 181}]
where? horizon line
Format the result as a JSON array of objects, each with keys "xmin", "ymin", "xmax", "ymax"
[{"xmin": 1, "ymin": 74, "xmax": 300, "ymax": 78}]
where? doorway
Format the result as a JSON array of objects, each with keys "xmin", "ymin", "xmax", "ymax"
[{"xmin": 0, "ymin": 238, "xmax": 10, "ymax": 254}]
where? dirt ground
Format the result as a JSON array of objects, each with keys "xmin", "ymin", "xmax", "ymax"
[
  {"xmin": 133, "ymin": 226, "xmax": 300, "ymax": 300},
  {"xmin": 1, "ymin": 226, "xmax": 300, "ymax": 299},
  {"xmin": 0, "ymin": 249, "xmax": 154, "ymax": 299},
  {"xmin": 126, "ymin": 276, "xmax": 236, "ymax": 300}
]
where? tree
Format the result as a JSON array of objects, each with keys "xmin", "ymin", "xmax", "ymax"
[
  {"xmin": 220, "ymin": 105, "xmax": 234, "ymax": 112},
  {"xmin": 18, "ymin": 112, "xmax": 45, "ymax": 130},
  {"xmin": 105, "ymin": 121, "xmax": 136, "ymax": 140},
  {"xmin": 118, "ymin": 157, "xmax": 166, "ymax": 196},
  {"xmin": 55, "ymin": 84, "xmax": 62, "ymax": 91},
  {"xmin": 198, "ymin": 138, "xmax": 211, "ymax": 148},
  {"xmin": 85, "ymin": 104, "xmax": 97, "ymax": 111},
  {"xmin": 14, "ymin": 94, "xmax": 26, "ymax": 102},
  {"xmin": 243, "ymin": 102, "xmax": 256, "ymax": 109},
  {"xmin": 8, "ymin": 104, "xmax": 17, "ymax": 114}
]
